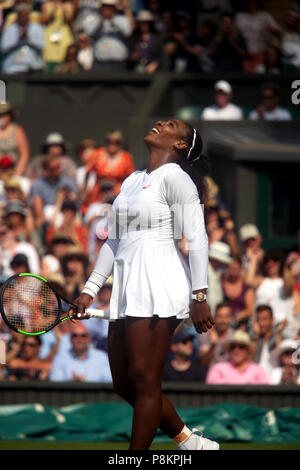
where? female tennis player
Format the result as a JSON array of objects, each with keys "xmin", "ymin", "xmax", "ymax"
[{"xmin": 71, "ymin": 119, "xmax": 219, "ymax": 450}]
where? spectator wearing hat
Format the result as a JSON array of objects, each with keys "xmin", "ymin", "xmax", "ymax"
[
  {"xmin": 3, "ymin": 199, "xmax": 34, "ymax": 243},
  {"xmin": 269, "ymin": 339, "xmax": 300, "ymax": 385},
  {"xmin": 60, "ymin": 245, "xmax": 90, "ymax": 300},
  {"xmin": 1, "ymin": 4, "xmax": 45, "ymax": 73},
  {"xmin": 239, "ymin": 223, "xmax": 264, "ymax": 275},
  {"xmin": 49, "ymin": 322, "xmax": 112, "ymax": 382},
  {"xmin": 207, "ymin": 241, "xmax": 233, "ymax": 316},
  {"xmin": 162, "ymin": 328, "xmax": 206, "ymax": 382},
  {"xmin": 206, "ymin": 330, "xmax": 270, "ymax": 385},
  {"xmin": 201, "ymin": 80, "xmax": 243, "ymax": 120},
  {"xmin": 92, "ymin": 130, "xmax": 135, "ymax": 195},
  {"xmin": 0, "ymin": 155, "xmax": 31, "ymax": 206},
  {"xmin": 26, "ymin": 132, "xmax": 77, "ymax": 181},
  {"xmin": 0, "ymin": 222, "xmax": 40, "ymax": 276},
  {"xmin": 30, "ymin": 155, "xmax": 78, "ymax": 229},
  {"xmin": 41, "ymin": 0, "xmax": 75, "ymax": 71},
  {"xmin": 199, "ymin": 300, "xmax": 235, "ymax": 369},
  {"xmin": 249, "ymin": 83, "xmax": 292, "ymax": 121},
  {"xmin": 91, "ymin": 0, "xmax": 134, "ymax": 71},
  {"xmin": 222, "ymin": 256, "xmax": 255, "ymax": 330},
  {"xmin": 208, "ymin": 12, "xmax": 247, "ymax": 72},
  {"xmin": 0, "ymin": 103, "xmax": 29, "ymax": 177},
  {"xmin": 129, "ymin": 10, "xmax": 162, "ymax": 74},
  {"xmin": 3, "ymin": 176, "xmax": 31, "ymax": 203},
  {"xmin": 3, "ymin": 0, "xmax": 41, "ymax": 29},
  {"xmin": 251, "ymin": 305, "xmax": 287, "ymax": 376}
]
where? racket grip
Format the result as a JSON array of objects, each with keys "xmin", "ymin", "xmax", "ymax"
[{"xmin": 84, "ymin": 308, "xmax": 110, "ymax": 319}]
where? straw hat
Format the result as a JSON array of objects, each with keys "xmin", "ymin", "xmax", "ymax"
[
  {"xmin": 225, "ymin": 330, "xmax": 251, "ymax": 349},
  {"xmin": 0, "ymin": 102, "xmax": 18, "ymax": 119},
  {"xmin": 209, "ymin": 241, "xmax": 233, "ymax": 265},
  {"xmin": 0, "ymin": 1, "xmax": 14, "ymax": 10},
  {"xmin": 270, "ymin": 339, "xmax": 299, "ymax": 367},
  {"xmin": 61, "ymin": 245, "xmax": 89, "ymax": 265},
  {"xmin": 239, "ymin": 224, "xmax": 260, "ymax": 242},
  {"xmin": 136, "ymin": 10, "xmax": 155, "ymax": 22}
]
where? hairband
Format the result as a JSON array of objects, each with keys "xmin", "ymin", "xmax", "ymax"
[{"xmin": 187, "ymin": 128, "xmax": 197, "ymax": 160}]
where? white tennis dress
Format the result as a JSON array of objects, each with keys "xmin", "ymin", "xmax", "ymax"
[{"xmin": 82, "ymin": 163, "xmax": 208, "ymax": 321}]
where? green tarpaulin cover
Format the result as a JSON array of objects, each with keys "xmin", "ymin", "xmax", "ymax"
[{"xmin": 0, "ymin": 403, "xmax": 299, "ymax": 443}]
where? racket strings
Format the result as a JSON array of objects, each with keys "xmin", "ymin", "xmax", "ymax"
[{"xmin": 2, "ymin": 277, "xmax": 60, "ymax": 333}]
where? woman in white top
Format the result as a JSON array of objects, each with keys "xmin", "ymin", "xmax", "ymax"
[
  {"xmin": 71, "ymin": 120, "xmax": 217, "ymax": 450},
  {"xmin": 246, "ymin": 249, "xmax": 294, "ymax": 329}
]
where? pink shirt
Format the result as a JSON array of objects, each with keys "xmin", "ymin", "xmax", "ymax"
[{"xmin": 206, "ymin": 361, "xmax": 269, "ymax": 385}]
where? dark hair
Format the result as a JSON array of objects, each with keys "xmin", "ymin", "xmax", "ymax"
[
  {"xmin": 10, "ymin": 253, "xmax": 30, "ymax": 271},
  {"xmin": 178, "ymin": 123, "xmax": 210, "ymax": 204},
  {"xmin": 260, "ymin": 82, "xmax": 280, "ymax": 97},
  {"xmin": 256, "ymin": 304, "xmax": 273, "ymax": 318},
  {"xmin": 215, "ymin": 300, "xmax": 233, "ymax": 314},
  {"xmin": 262, "ymin": 249, "xmax": 285, "ymax": 276},
  {"xmin": 24, "ymin": 335, "xmax": 42, "ymax": 346},
  {"xmin": 61, "ymin": 199, "xmax": 78, "ymax": 213},
  {"xmin": 220, "ymin": 11, "xmax": 234, "ymax": 20}
]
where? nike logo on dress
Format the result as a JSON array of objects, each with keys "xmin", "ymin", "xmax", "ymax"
[{"xmin": 142, "ymin": 185, "xmax": 151, "ymax": 189}]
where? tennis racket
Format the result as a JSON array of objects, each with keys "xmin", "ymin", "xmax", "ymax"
[{"xmin": 0, "ymin": 273, "xmax": 109, "ymax": 336}]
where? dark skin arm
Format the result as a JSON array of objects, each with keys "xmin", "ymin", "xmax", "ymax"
[
  {"xmin": 191, "ymin": 288, "xmax": 215, "ymax": 334},
  {"xmin": 70, "ymin": 289, "xmax": 215, "ymax": 334}
]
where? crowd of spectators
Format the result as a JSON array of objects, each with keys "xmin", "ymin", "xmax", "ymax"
[
  {"xmin": 0, "ymin": 96, "xmax": 299, "ymax": 385},
  {"xmin": 0, "ymin": 0, "xmax": 299, "ymax": 75}
]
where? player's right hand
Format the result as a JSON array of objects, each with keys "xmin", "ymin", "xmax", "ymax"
[{"xmin": 69, "ymin": 293, "xmax": 93, "ymax": 320}]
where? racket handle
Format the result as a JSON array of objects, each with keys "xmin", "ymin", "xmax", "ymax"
[{"xmin": 84, "ymin": 308, "xmax": 110, "ymax": 319}]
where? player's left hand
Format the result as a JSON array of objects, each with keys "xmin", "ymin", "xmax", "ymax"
[{"xmin": 191, "ymin": 301, "xmax": 215, "ymax": 334}]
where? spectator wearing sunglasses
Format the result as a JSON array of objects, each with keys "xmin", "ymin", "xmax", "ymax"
[
  {"xmin": 49, "ymin": 323, "xmax": 112, "ymax": 382},
  {"xmin": 92, "ymin": 130, "xmax": 135, "ymax": 195},
  {"xmin": 6, "ymin": 335, "xmax": 51, "ymax": 381},
  {"xmin": 163, "ymin": 328, "xmax": 206, "ymax": 382},
  {"xmin": 206, "ymin": 330, "xmax": 270, "ymax": 384}
]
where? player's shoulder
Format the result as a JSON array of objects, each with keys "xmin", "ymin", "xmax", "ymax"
[
  {"xmin": 120, "ymin": 170, "xmax": 143, "ymax": 190},
  {"xmin": 162, "ymin": 163, "xmax": 195, "ymax": 185}
]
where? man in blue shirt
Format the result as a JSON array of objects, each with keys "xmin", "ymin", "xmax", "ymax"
[
  {"xmin": 1, "ymin": 4, "xmax": 45, "ymax": 74},
  {"xmin": 49, "ymin": 323, "xmax": 112, "ymax": 382},
  {"xmin": 30, "ymin": 155, "xmax": 77, "ymax": 228}
]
